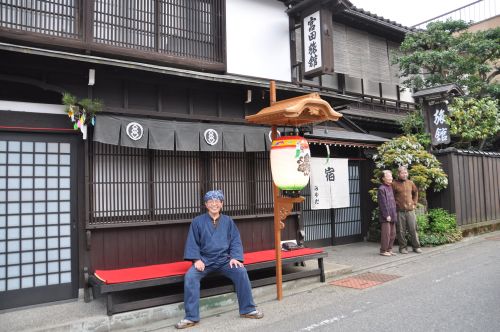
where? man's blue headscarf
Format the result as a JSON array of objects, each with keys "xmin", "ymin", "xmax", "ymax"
[{"xmin": 204, "ymin": 190, "xmax": 224, "ymax": 202}]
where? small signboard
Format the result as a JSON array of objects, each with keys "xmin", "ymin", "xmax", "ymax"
[
  {"xmin": 302, "ymin": 8, "xmax": 334, "ymax": 78},
  {"xmin": 429, "ymin": 102, "xmax": 451, "ymax": 146},
  {"xmin": 303, "ymin": 11, "xmax": 322, "ymax": 74},
  {"xmin": 310, "ymin": 158, "xmax": 350, "ymax": 210}
]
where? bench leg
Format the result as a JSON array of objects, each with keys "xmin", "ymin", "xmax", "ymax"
[
  {"xmin": 107, "ymin": 294, "xmax": 114, "ymax": 316},
  {"xmin": 83, "ymin": 268, "xmax": 91, "ymax": 303},
  {"xmin": 318, "ymin": 258, "xmax": 325, "ymax": 282},
  {"xmin": 91, "ymin": 285, "xmax": 99, "ymax": 300}
]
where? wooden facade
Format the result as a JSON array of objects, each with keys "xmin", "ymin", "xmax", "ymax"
[
  {"xmin": 429, "ymin": 149, "xmax": 500, "ymax": 227},
  {"xmin": 0, "ymin": 0, "xmax": 413, "ymax": 310},
  {"xmin": 88, "ymin": 215, "xmax": 298, "ymax": 271}
]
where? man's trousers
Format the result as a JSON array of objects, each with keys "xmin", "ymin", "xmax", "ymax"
[
  {"xmin": 183, "ymin": 262, "xmax": 256, "ymax": 322},
  {"xmin": 396, "ymin": 210, "xmax": 421, "ymax": 251}
]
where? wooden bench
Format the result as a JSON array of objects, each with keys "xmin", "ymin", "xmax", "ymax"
[{"xmin": 85, "ymin": 248, "xmax": 327, "ymax": 315}]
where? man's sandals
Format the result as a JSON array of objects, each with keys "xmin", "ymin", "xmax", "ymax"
[
  {"xmin": 175, "ymin": 310, "xmax": 263, "ymax": 329},
  {"xmin": 175, "ymin": 319, "xmax": 198, "ymax": 329},
  {"xmin": 240, "ymin": 310, "xmax": 264, "ymax": 319}
]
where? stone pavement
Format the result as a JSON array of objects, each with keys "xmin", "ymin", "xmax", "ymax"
[{"xmin": 1, "ymin": 231, "xmax": 496, "ymax": 332}]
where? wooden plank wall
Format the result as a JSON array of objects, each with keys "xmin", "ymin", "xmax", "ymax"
[
  {"xmin": 430, "ymin": 152, "xmax": 500, "ymax": 227},
  {"xmin": 88, "ymin": 215, "xmax": 298, "ymax": 271}
]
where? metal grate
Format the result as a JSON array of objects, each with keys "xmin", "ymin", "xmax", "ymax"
[
  {"xmin": 330, "ymin": 272, "xmax": 400, "ymax": 289},
  {"xmin": 0, "ymin": 0, "xmax": 80, "ymax": 38},
  {"xmin": 89, "ymin": 143, "xmax": 273, "ymax": 226},
  {"xmin": 330, "ymin": 278, "xmax": 381, "ymax": 289}
]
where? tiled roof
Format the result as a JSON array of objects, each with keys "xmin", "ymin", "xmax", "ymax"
[
  {"xmin": 412, "ymin": 84, "xmax": 465, "ymax": 98},
  {"xmin": 348, "ymin": 6, "xmax": 415, "ymax": 32},
  {"xmin": 283, "ymin": 0, "xmax": 415, "ymax": 33}
]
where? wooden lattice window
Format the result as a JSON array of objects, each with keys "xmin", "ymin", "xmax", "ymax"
[
  {"xmin": 0, "ymin": 0, "xmax": 80, "ymax": 38},
  {"xmin": 89, "ymin": 143, "xmax": 273, "ymax": 227}
]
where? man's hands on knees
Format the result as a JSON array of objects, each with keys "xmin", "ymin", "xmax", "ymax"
[
  {"xmin": 229, "ymin": 259, "xmax": 244, "ymax": 268},
  {"xmin": 194, "ymin": 259, "xmax": 205, "ymax": 272}
]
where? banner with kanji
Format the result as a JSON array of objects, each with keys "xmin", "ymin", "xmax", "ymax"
[{"xmin": 310, "ymin": 158, "xmax": 350, "ymax": 210}]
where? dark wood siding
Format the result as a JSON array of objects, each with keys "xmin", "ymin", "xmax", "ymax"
[
  {"xmin": 429, "ymin": 151, "xmax": 500, "ymax": 227},
  {"xmin": 88, "ymin": 216, "xmax": 298, "ymax": 270}
]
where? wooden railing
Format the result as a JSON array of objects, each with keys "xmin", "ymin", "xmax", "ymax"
[{"xmin": 0, "ymin": 0, "xmax": 225, "ymax": 71}]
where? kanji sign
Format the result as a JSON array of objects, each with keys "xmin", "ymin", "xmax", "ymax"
[
  {"xmin": 303, "ymin": 11, "xmax": 322, "ymax": 74},
  {"xmin": 310, "ymin": 158, "xmax": 350, "ymax": 210},
  {"xmin": 301, "ymin": 8, "xmax": 333, "ymax": 78},
  {"xmin": 429, "ymin": 102, "xmax": 451, "ymax": 146}
]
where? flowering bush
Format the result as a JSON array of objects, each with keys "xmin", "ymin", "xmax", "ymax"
[{"xmin": 369, "ymin": 135, "xmax": 448, "ymax": 203}]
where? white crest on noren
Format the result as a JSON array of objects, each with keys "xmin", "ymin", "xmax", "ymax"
[
  {"xmin": 126, "ymin": 122, "xmax": 144, "ymax": 141},
  {"xmin": 204, "ymin": 129, "xmax": 219, "ymax": 145}
]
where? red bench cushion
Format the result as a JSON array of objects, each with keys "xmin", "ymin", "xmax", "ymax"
[
  {"xmin": 243, "ymin": 248, "xmax": 323, "ymax": 264},
  {"xmin": 94, "ymin": 247, "xmax": 324, "ymax": 284}
]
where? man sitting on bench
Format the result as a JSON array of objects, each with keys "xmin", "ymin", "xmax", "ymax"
[{"xmin": 175, "ymin": 190, "xmax": 264, "ymax": 329}]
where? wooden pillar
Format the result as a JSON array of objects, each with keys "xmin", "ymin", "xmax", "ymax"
[
  {"xmin": 268, "ymin": 80, "xmax": 305, "ymax": 300},
  {"xmin": 269, "ymin": 81, "xmax": 283, "ymax": 300}
]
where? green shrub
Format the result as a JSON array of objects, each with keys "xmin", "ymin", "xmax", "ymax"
[
  {"xmin": 416, "ymin": 213, "xmax": 429, "ymax": 233},
  {"xmin": 428, "ymin": 208, "xmax": 457, "ymax": 233},
  {"xmin": 419, "ymin": 208, "xmax": 462, "ymax": 246}
]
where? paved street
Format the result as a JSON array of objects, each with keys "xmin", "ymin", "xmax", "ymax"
[{"xmin": 149, "ymin": 236, "xmax": 500, "ymax": 332}]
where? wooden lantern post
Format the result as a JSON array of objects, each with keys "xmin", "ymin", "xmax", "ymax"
[{"xmin": 246, "ymin": 81, "xmax": 342, "ymax": 300}]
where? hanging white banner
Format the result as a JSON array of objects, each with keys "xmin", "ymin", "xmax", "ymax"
[{"xmin": 310, "ymin": 158, "xmax": 350, "ymax": 209}]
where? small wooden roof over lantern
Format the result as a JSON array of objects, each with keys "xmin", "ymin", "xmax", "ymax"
[{"xmin": 245, "ymin": 92, "xmax": 342, "ymax": 126}]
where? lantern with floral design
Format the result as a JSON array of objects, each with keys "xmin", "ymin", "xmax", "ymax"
[{"xmin": 270, "ymin": 136, "xmax": 311, "ymax": 195}]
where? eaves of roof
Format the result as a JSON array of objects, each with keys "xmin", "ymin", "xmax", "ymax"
[
  {"xmin": 284, "ymin": 0, "xmax": 415, "ymax": 35},
  {"xmin": 346, "ymin": 6, "xmax": 415, "ymax": 34},
  {"xmin": 412, "ymin": 84, "xmax": 465, "ymax": 99},
  {"xmin": 340, "ymin": 107, "xmax": 408, "ymax": 124},
  {"xmin": 0, "ymin": 42, "xmax": 361, "ymax": 104},
  {"xmin": 305, "ymin": 127, "xmax": 389, "ymax": 144}
]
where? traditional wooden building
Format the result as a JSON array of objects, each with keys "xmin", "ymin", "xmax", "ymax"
[{"xmin": 0, "ymin": 0, "xmax": 414, "ymax": 309}]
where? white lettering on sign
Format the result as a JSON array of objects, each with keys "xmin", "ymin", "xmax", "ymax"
[
  {"xmin": 433, "ymin": 109, "xmax": 446, "ymax": 125},
  {"xmin": 434, "ymin": 127, "xmax": 449, "ymax": 143}
]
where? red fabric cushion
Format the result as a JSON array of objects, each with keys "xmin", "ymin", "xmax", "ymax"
[
  {"xmin": 94, "ymin": 247, "xmax": 324, "ymax": 284},
  {"xmin": 243, "ymin": 248, "xmax": 324, "ymax": 265},
  {"xmin": 94, "ymin": 261, "xmax": 192, "ymax": 284}
]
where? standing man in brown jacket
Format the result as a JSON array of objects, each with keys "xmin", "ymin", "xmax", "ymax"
[{"xmin": 392, "ymin": 166, "xmax": 422, "ymax": 254}]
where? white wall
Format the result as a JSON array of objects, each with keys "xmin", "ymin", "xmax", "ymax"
[
  {"xmin": 400, "ymin": 87, "xmax": 414, "ymax": 103},
  {"xmin": 0, "ymin": 101, "xmax": 65, "ymax": 114},
  {"xmin": 226, "ymin": 0, "xmax": 291, "ymax": 82}
]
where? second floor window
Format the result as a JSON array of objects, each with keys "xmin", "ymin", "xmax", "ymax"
[
  {"xmin": 93, "ymin": 0, "xmax": 223, "ymax": 62},
  {"xmin": 0, "ymin": 0, "xmax": 225, "ymax": 66}
]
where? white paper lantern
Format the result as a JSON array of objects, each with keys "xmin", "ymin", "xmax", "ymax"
[{"xmin": 270, "ymin": 136, "xmax": 311, "ymax": 191}]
